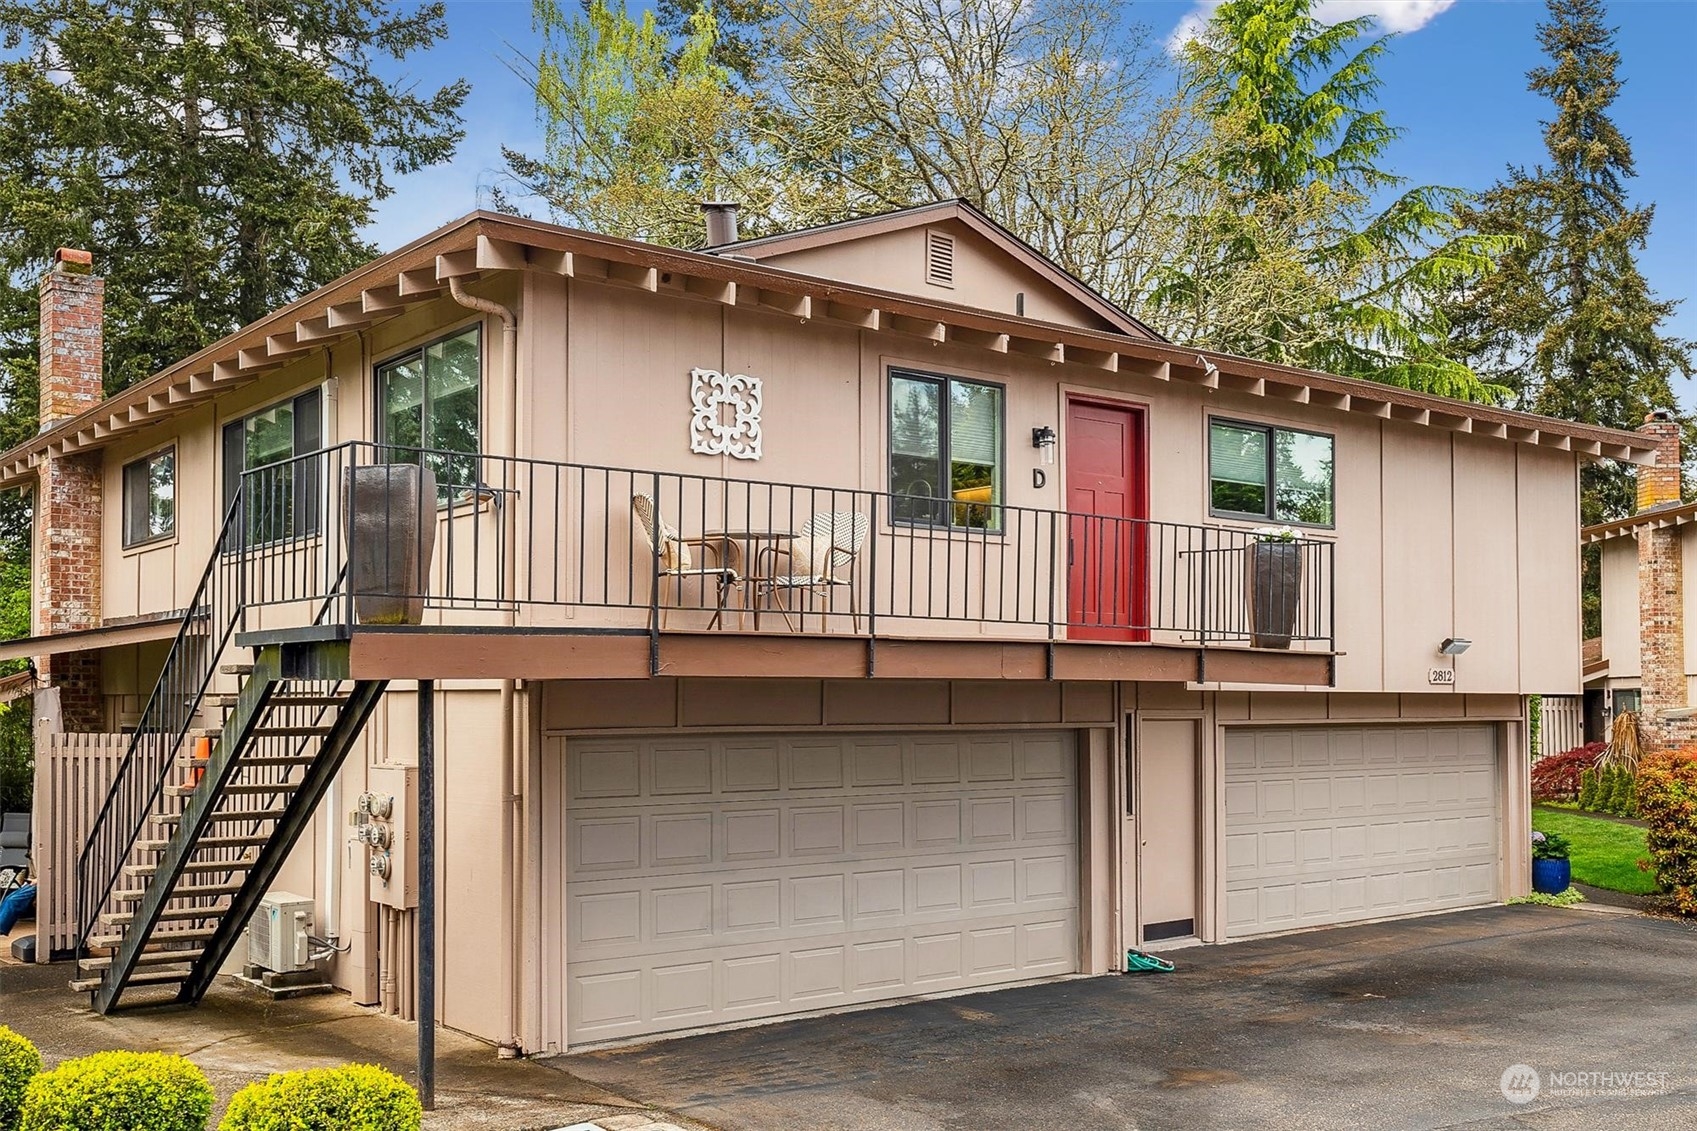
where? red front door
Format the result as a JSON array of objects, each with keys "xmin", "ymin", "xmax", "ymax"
[{"xmin": 1066, "ymin": 399, "xmax": 1148, "ymax": 640}]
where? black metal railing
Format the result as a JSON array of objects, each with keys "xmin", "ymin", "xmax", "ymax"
[
  {"xmin": 229, "ymin": 441, "xmax": 1334, "ymax": 650},
  {"xmin": 75, "ymin": 494, "xmax": 249, "ymax": 955},
  {"xmin": 76, "ymin": 441, "xmax": 1335, "ymax": 952}
]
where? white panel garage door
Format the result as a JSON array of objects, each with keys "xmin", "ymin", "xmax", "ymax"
[
  {"xmin": 1223, "ymin": 725, "xmax": 1498, "ymax": 937},
  {"xmin": 563, "ymin": 731, "xmax": 1078, "ymax": 1045}
]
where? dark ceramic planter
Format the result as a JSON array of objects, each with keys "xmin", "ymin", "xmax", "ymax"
[
  {"xmin": 1247, "ymin": 540, "xmax": 1303, "ymax": 649},
  {"xmin": 1531, "ymin": 856, "xmax": 1571, "ymax": 895},
  {"xmin": 343, "ymin": 464, "xmax": 437, "ymax": 626}
]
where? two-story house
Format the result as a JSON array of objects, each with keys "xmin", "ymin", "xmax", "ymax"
[{"xmin": 1, "ymin": 201, "xmax": 1649, "ymax": 1056}]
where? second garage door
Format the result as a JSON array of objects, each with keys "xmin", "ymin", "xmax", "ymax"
[
  {"xmin": 1222, "ymin": 725, "xmax": 1499, "ymax": 937},
  {"xmin": 563, "ymin": 731, "xmax": 1079, "ymax": 1045}
]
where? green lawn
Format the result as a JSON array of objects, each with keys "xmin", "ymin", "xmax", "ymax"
[{"xmin": 1532, "ymin": 807, "xmax": 1662, "ymax": 895}]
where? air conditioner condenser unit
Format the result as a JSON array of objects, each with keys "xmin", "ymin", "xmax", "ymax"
[{"xmin": 249, "ymin": 891, "xmax": 315, "ymax": 974}]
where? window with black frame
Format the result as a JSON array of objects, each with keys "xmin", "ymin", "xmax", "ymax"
[
  {"xmin": 222, "ymin": 388, "xmax": 323, "ymax": 544},
  {"xmin": 1209, "ymin": 418, "xmax": 1334, "ymax": 526},
  {"xmin": 376, "ymin": 325, "xmax": 481, "ymax": 494},
  {"xmin": 889, "ymin": 369, "xmax": 1004, "ymax": 529},
  {"xmin": 121, "ymin": 447, "xmax": 175, "ymax": 547}
]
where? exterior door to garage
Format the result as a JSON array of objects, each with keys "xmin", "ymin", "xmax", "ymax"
[
  {"xmin": 1222, "ymin": 725, "xmax": 1499, "ymax": 937},
  {"xmin": 561, "ymin": 731, "xmax": 1080, "ymax": 1046}
]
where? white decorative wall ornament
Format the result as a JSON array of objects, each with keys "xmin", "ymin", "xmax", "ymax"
[{"xmin": 689, "ymin": 367, "xmax": 763, "ymax": 460}]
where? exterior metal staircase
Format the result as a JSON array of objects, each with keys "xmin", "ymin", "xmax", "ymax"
[{"xmin": 72, "ymin": 488, "xmax": 387, "ymax": 1013}]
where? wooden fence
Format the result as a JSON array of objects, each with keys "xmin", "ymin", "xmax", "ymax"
[
  {"xmin": 1538, "ymin": 695, "xmax": 1586, "ymax": 759},
  {"xmin": 31, "ymin": 732, "xmax": 132, "ymax": 959}
]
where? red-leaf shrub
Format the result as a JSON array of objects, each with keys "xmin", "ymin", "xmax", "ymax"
[
  {"xmin": 1637, "ymin": 748, "xmax": 1697, "ymax": 915},
  {"xmin": 1531, "ymin": 742, "xmax": 1605, "ymax": 802}
]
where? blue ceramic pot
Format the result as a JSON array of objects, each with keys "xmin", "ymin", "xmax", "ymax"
[{"xmin": 1531, "ymin": 857, "xmax": 1571, "ymax": 895}]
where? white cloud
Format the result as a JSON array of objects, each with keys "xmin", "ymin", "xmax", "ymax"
[
  {"xmin": 1167, "ymin": 0, "xmax": 1456, "ymax": 53},
  {"xmin": 1311, "ymin": 0, "xmax": 1456, "ymax": 33}
]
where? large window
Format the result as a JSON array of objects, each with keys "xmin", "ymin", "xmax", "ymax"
[
  {"xmin": 889, "ymin": 369, "xmax": 1004, "ymax": 529},
  {"xmin": 377, "ymin": 325, "xmax": 481, "ymax": 491},
  {"xmin": 121, "ymin": 447, "xmax": 175, "ymax": 548},
  {"xmin": 1210, "ymin": 418, "xmax": 1334, "ymax": 526},
  {"xmin": 223, "ymin": 388, "xmax": 323, "ymax": 543}
]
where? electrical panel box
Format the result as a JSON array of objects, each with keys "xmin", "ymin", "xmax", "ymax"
[{"xmin": 356, "ymin": 764, "xmax": 418, "ymax": 910}]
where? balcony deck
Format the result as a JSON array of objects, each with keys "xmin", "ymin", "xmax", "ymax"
[{"xmin": 230, "ymin": 443, "xmax": 1338, "ymax": 687}]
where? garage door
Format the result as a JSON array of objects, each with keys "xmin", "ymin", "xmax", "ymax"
[
  {"xmin": 1223, "ymin": 725, "xmax": 1498, "ymax": 937},
  {"xmin": 563, "ymin": 731, "xmax": 1078, "ymax": 1045}
]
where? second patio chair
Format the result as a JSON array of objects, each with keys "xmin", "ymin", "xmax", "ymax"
[
  {"xmin": 631, "ymin": 494, "xmax": 740, "ymax": 629},
  {"xmin": 753, "ymin": 510, "xmax": 869, "ymax": 632}
]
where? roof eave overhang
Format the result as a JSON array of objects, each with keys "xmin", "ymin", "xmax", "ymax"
[{"xmin": 0, "ymin": 210, "xmax": 1658, "ymax": 488}]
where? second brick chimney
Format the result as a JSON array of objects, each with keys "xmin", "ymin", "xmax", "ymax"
[
  {"xmin": 33, "ymin": 248, "xmax": 106, "ymax": 731},
  {"xmin": 1634, "ymin": 410, "xmax": 1693, "ymax": 750}
]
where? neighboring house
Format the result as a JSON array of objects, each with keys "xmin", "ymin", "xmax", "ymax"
[
  {"xmin": 1583, "ymin": 411, "xmax": 1694, "ymax": 747},
  {"xmin": 0, "ymin": 200, "xmax": 1652, "ymax": 1055}
]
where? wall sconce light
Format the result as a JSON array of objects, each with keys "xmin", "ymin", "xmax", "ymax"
[
  {"xmin": 1032, "ymin": 425, "xmax": 1057, "ymax": 466},
  {"xmin": 1438, "ymin": 637, "xmax": 1472, "ymax": 656}
]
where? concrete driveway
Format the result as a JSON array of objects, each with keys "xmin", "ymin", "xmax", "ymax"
[{"xmin": 562, "ymin": 907, "xmax": 1697, "ymax": 1130}]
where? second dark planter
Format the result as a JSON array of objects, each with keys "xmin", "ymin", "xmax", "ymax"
[
  {"xmin": 344, "ymin": 463, "xmax": 438, "ymax": 626},
  {"xmin": 1247, "ymin": 540, "xmax": 1303, "ymax": 649}
]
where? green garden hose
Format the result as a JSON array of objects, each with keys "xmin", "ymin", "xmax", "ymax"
[{"xmin": 1126, "ymin": 949, "xmax": 1175, "ymax": 973}]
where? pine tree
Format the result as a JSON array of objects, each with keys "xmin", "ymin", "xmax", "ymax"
[
  {"xmin": 1447, "ymin": 0, "xmax": 1693, "ymax": 526},
  {"xmin": 0, "ymin": 0, "xmax": 469, "ymax": 422},
  {"xmin": 1578, "ymin": 766, "xmax": 1597, "ymax": 809},
  {"xmin": 1156, "ymin": 0, "xmax": 1507, "ymax": 400},
  {"xmin": 0, "ymin": 0, "xmax": 469, "ymax": 608}
]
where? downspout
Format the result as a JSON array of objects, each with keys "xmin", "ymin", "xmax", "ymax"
[{"xmin": 446, "ymin": 276, "xmax": 524, "ymax": 1054}]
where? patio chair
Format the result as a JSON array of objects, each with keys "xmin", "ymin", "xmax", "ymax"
[
  {"xmin": 754, "ymin": 510, "xmax": 869, "ymax": 632},
  {"xmin": 631, "ymin": 494, "xmax": 741, "ymax": 629}
]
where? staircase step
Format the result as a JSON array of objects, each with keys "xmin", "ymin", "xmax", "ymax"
[
  {"xmin": 153, "ymin": 810, "xmax": 285, "ymax": 827},
  {"xmin": 70, "ymin": 967, "xmax": 191, "ymax": 993},
  {"xmin": 125, "ymin": 857, "xmax": 252, "ymax": 877},
  {"xmin": 250, "ymin": 726, "xmax": 337, "ymax": 738},
  {"xmin": 164, "ymin": 780, "xmax": 299, "ymax": 798},
  {"xmin": 79, "ymin": 947, "xmax": 206, "ymax": 972},
  {"xmin": 210, "ymin": 693, "xmax": 349, "ymax": 708},
  {"xmin": 113, "ymin": 881, "xmax": 244, "ymax": 903},
  {"xmin": 85, "ymin": 927, "xmax": 218, "ymax": 949},
  {"xmin": 104, "ymin": 903, "xmax": 231, "ymax": 926},
  {"xmin": 176, "ymin": 753, "xmax": 314, "ymax": 768},
  {"xmin": 221, "ymin": 663, "xmax": 255, "ymax": 675},
  {"xmin": 136, "ymin": 834, "xmax": 270, "ymax": 852}
]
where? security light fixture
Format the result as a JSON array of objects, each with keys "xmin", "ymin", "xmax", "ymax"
[
  {"xmin": 1439, "ymin": 637, "xmax": 1472, "ymax": 656},
  {"xmin": 1032, "ymin": 425, "xmax": 1057, "ymax": 466}
]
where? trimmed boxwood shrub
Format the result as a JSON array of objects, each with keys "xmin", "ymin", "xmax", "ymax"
[
  {"xmin": 20, "ymin": 1051, "xmax": 211, "ymax": 1131},
  {"xmin": 218, "ymin": 1064, "xmax": 421, "ymax": 1131},
  {"xmin": 1638, "ymin": 749, "xmax": 1697, "ymax": 915},
  {"xmin": 0, "ymin": 1027, "xmax": 42, "ymax": 1131},
  {"xmin": 1577, "ymin": 767, "xmax": 1599, "ymax": 810}
]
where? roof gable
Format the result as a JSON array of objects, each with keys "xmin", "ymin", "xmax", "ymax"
[{"xmin": 725, "ymin": 201, "xmax": 1160, "ymax": 340}]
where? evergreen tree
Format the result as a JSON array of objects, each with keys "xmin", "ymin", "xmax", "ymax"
[
  {"xmin": 0, "ymin": 0, "xmax": 469, "ymax": 420},
  {"xmin": 0, "ymin": 0, "xmax": 469, "ymax": 621},
  {"xmin": 1156, "ymin": 0, "xmax": 1506, "ymax": 400},
  {"xmin": 1447, "ymin": 0, "xmax": 1693, "ymax": 525}
]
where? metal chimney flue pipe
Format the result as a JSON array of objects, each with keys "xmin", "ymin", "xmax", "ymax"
[{"xmin": 701, "ymin": 201, "xmax": 740, "ymax": 247}]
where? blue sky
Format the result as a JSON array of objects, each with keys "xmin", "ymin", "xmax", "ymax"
[{"xmin": 370, "ymin": 0, "xmax": 1697, "ymax": 373}]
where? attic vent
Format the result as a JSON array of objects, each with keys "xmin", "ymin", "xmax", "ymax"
[{"xmin": 924, "ymin": 230, "xmax": 955, "ymax": 288}]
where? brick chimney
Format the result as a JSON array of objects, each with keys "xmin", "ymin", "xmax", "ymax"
[
  {"xmin": 1636, "ymin": 409, "xmax": 1681, "ymax": 513},
  {"xmin": 39, "ymin": 248, "xmax": 104, "ymax": 426},
  {"xmin": 1635, "ymin": 410, "xmax": 1693, "ymax": 750},
  {"xmin": 33, "ymin": 248, "xmax": 105, "ymax": 731}
]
